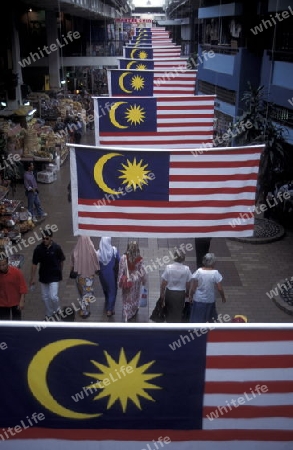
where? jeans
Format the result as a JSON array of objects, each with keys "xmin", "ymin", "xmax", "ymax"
[
  {"xmin": 0, "ymin": 306, "xmax": 21, "ymax": 320},
  {"xmin": 98, "ymin": 272, "xmax": 117, "ymax": 312},
  {"xmin": 40, "ymin": 282, "xmax": 60, "ymax": 317},
  {"xmin": 27, "ymin": 191, "xmax": 44, "ymax": 217}
]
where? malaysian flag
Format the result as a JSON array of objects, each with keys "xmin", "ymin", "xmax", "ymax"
[
  {"xmin": 131, "ymin": 33, "xmax": 172, "ymax": 42},
  {"xmin": 94, "ymin": 96, "xmax": 215, "ymax": 148},
  {"xmin": 70, "ymin": 145, "xmax": 263, "ymax": 238},
  {"xmin": 127, "ymin": 42, "xmax": 176, "ymax": 47},
  {"xmin": 127, "ymin": 39, "xmax": 175, "ymax": 46},
  {"xmin": 1, "ymin": 324, "xmax": 292, "ymax": 449},
  {"xmin": 107, "ymin": 69, "xmax": 197, "ymax": 96},
  {"xmin": 135, "ymin": 28, "xmax": 169, "ymax": 37},
  {"xmin": 118, "ymin": 58, "xmax": 188, "ymax": 70},
  {"xmin": 123, "ymin": 46, "xmax": 182, "ymax": 59}
]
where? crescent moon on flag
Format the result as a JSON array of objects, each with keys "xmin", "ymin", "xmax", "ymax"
[
  {"xmin": 94, "ymin": 152, "xmax": 122, "ymax": 195},
  {"xmin": 126, "ymin": 60, "xmax": 136, "ymax": 69},
  {"xmin": 109, "ymin": 101, "xmax": 128, "ymax": 129},
  {"xmin": 27, "ymin": 339, "xmax": 101, "ymax": 419},
  {"xmin": 130, "ymin": 48, "xmax": 137, "ymax": 58},
  {"xmin": 118, "ymin": 72, "xmax": 132, "ymax": 94}
]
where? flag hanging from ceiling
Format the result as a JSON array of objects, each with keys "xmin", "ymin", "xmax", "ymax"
[
  {"xmin": 135, "ymin": 28, "xmax": 169, "ymax": 37},
  {"xmin": 107, "ymin": 69, "xmax": 197, "ymax": 96},
  {"xmin": 123, "ymin": 46, "xmax": 182, "ymax": 59},
  {"xmin": 127, "ymin": 40, "xmax": 175, "ymax": 47},
  {"xmin": 118, "ymin": 58, "xmax": 188, "ymax": 70},
  {"xmin": 70, "ymin": 144, "xmax": 263, "ymax": 238},
  {"xmin": 94, "ymin": 95, "xmax": 215, "ymax": 148},
  {"xmin": 1, "ymin": 324, "xmax": 292, "ymax": 449},
  {"xmin": 131, "ymin": 36, "xmax": 172, "ymax": 41}
]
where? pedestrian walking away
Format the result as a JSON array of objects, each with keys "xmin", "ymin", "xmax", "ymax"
[
  {"xmin": 0, "ymin": 254, "xmax": 28, "ymax": 320},
  {"xmin": 160, "ymin": 249, "xmax": 192, "ymax": 323},
  {"xmin": 195, "ymin": 238, "xmax": 212, "ymax": 269},
  {"xmin": 70, "ymin": 236, "xmax": 100, "ymax": 319},
  {"xmin": 23, "ymin": 161, "xmax": 48, "ymax": 222},
  {"xmin": 118, "ymin": 241, "xmax": 146, "ymax": 322},
  {"xmin": 96, "ymin": 237, "xmax": 120, "ymax": 317},
  {"xmin": 189, "ymin": 253, "xmax": 226, "ymax": 323},
  {"xmin": 29, "ymin": 228, "xmax": 65, "ymax": 319}
]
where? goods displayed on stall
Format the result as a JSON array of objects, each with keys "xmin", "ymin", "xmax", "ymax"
[
  {"xmin": 0, "ymin": 199, "xmax": 34, "ymax": 246},
  {"xmin": 0, "ymin": 99, "xmax": 73, "ymax": 169},
  {"xmin": 0, "ymin": 185, "xmax": 9, "ymax": 201},
  {"xmin": 0, "ymin": 120, "xmax": 26, "ymax": 157}
]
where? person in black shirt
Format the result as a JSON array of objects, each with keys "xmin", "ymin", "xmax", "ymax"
[{"xmin": 29, "ymin": 228, "xmax": 65, "ymax": 318}]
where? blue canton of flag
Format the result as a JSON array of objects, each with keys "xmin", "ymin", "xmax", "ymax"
[
  {"xmin": 108, "ymin": 70, "xmax": 154, "ymax": 96},
  {"xmin": 98, "ymin": 97, "xmax": 157, "ymax": 133},
  {"xmin": 0, "ymin": 326, "xmax": 207, "ymax": 431},
  {"xmin": 130, "ymin": 39, "xmax": 152, "ymax": 44},
  {"xmin": 118, "ymin": 59, "xmax": 154, "ymax": 70},
  {"xmin": 123, "ymin": 47, "xmax": 153, "ymax": 59},
  {"xmin": 127, "ymin": 42, "xmax": 153, "ymax": 47},
  {"xmin": 75, "ymin": 147, "xmax": 169, "ymax": 202}
]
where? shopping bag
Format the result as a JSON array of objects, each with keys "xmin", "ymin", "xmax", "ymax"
[
  {"xmin": 149, "ymin": 297, "xmax": 166, "ymax": 322},
  {"xmin": 139, "ymin": 286, "xmax": 148, "ymax": 307}
]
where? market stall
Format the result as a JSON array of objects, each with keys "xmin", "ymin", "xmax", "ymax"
[{"xmin": 0, "ymin": 199, "xmax": 34, "ymax": 245}]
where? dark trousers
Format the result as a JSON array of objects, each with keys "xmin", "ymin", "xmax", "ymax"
[
  {"xmin": 0, "ymin": 306, "xmax": 21, "ymax": 320},
  {"xmin": 195, "ymin": 238, "xmax": 212, "ymax": 269}
]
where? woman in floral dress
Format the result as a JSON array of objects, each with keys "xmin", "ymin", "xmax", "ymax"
[{"xmin": 118, "ymin": 241, "xmax": 146, "ymax": 322}]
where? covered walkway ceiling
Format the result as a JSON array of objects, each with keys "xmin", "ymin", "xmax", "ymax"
[{"xmin": 19, "ymin": 0, "xmax": 133, "ymax": 19}]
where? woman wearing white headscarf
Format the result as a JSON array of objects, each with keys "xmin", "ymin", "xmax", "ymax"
[
  {"xmin": 70, "ymin": 236, "xmax": 100, "ymax": 318},
  {"xmin": 96, "ymin": 237, "xmax": 120, "ymax": 317}
]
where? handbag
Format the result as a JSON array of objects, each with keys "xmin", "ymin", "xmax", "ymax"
[
  {"xmin": 150, "ymin": 297, "xmax": 166, "ymax": 323},
  {"xmin": 69, "ymin": 269, "xmax": 78, "ymax": 279},
  {"xmin": 119, "ymin": 257, "xmax": 133, "ymax": 289},
  {"xmin": 139, "ymin": 286, "xmax": 148, "ymax": 307},
  {"xmin": 182, "ymin": 301, "xmax": 191, "ymax": 322}
]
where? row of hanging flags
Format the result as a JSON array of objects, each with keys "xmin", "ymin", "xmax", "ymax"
[
  {"xmin": 8, "ymin": 26, "xmax": 288, "ymax": 450},
  {"xmin": 70, "ymin": 27, "xmax": 264, "ymax": 238}
]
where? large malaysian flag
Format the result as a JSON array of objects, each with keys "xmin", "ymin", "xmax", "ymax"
[
  {"xmin": 107, "ymin": 69, "xmax": 197, "ymax": 96},
  {"xmin": 117, "ymin": 58, "xmax": 189, "ymax": 70},
  {"xmin": 94, "ymin": 95, "xmax": 215, "ymax": 148},
  {"xmin": 70, "ymin": 144, "xmax": 263, "ymax": 238}
]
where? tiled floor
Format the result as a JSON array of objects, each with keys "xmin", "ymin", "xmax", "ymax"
[{"xmin": 8, "ymin": 130, "xmax": 293, "ymax": 324}]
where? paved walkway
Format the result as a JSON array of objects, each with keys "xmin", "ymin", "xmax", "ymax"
[{"xmin": 9, "ymin": 132, "xmax": 293, "ymax": 324}]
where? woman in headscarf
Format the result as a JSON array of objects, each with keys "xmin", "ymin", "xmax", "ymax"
[
  {"xmin": 96, "ymin": 237, "xmax": 120, "ymax": 317},
  {"xmin": 118, "ymin": 241, "xmax": 146, "ymax": 322},
  {"xmin": 70, "ymin": 236, "xmax": 100, "ymax": 318}
]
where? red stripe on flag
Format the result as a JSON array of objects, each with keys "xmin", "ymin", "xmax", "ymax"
[
  {"xmin": 78, "ymin": 224, "xmax": 255, "ymax": 232},
  {"xmin": 203, "ymin": 405, "xmax": 293, "ymax": 419},
  {"xmin": 204, "ymin": 380, "xmax": 293, "ymax": 394},
  {"xmin": 207, "ymin": 330, "xmax": 293, "ymax": 342},
  {"xmin": 78, "ymin": 199, "xmax": 255, "ymax": 208},
  {"xmin": 171, "ymin": 160, "xmax": 260, "ymax": 168},
  {"xmin": 78, "ymin": 211, "xmax": 252, "ymax": 221},
  {"xmin": 206, "ymin": 355, "xmax": 293, "ymax": 369},
  {"xmin": 170, "ymin": 187, "xmax": 257, "ymax": 195},
  {"xmin": 16, "ymin": 427, "xmax": 293, "ymax": 442},
  {"xmin": 170, "ymin": 174, "xmax": 258, "ymax": 181}
]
